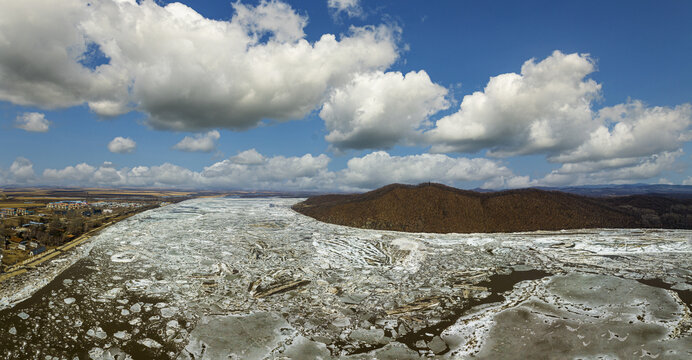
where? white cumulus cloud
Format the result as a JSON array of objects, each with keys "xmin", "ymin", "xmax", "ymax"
[
  {"xmin": 538, "ymin": 150, "xmax": 683, "ymax": 186},
  {"xmin": 421, "ymin": 51, "xmax": 692, "ymax": 186},
  {"xmin": 173, "ymin": 130, "xmax": 221, "ymax": 152},
  {"xmin": 339, "ymin": 151, "xmax": 516, "ymax": 190},
  {"xmin": 14, "ymin": 112, "xmax": 50, "ymax": 132},
  {"xmin": 320, "ymin": 70, "xmax": 449, "ymax": 151},
  {"xmin": 108, "ymin": 137, "xmax": 136, "ymax": 154},
  {"xmin": 0, "ymin": 0, "xmax": 121, "ymax": 110},
  {"xmin": 0, "ymin": 0, "xmax": 399, "ymax": 131},
  {"xmin": 43, "ymin": 163, "xmax": 97, "ymax": 183},
  {"xmin": 39, "ymin": 150, "xmax": 333, "ymax": 190},
  {"xmin": 553, "ymin": 101, "xmax": 692, "ymax": 163},
  {"xmin": 202, "ymin": 151, "xmax": 333, "ymax": 189},
  {"xmin": 426, "ymin": 50, "xmax": 601, "ymax": 156},
  {"xmin": 229, "ymin": 149, "xmax": 266, "ymax": 165},
  {"xmin": 18, "ymin": 146, "xmax": 689, "ymax": 190},
  {"xmin": 31, "ymin": 149, "xmax": 524, "ymax": 190},
  {"xmin": 9, "ymin": 157, "xmax": 35, "ymax": 182}
]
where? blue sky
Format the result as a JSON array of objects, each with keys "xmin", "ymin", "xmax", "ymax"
[{"xmin": 0, "ymin": 0, "xmax": 690, "ymax": 190}]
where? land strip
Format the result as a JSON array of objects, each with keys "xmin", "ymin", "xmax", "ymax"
[
  {"xmin": 0, "ymin": 211, "xmax": 139, "ymax": 283},
  {"xmin": 0, "ymin": 208, "xmax": 146, "ymax": 283}
]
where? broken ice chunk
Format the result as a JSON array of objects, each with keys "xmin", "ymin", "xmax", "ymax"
[
  {"xmin": 130, "ymin": 303, "xmax": 142, "ymax": 313},
  {"xmin": 427, "ymin": 336, "xmax": 448, "ymax": 354},
  {"xmin": 86, "ymin": 327, "xmax": 107, "ymax": 340},
  {"xmin": 100, "ymin": 287, "xmax": 122, "ymax": 300},
  {"xmin": 671, "ymin": 282, "xmax": 691, "ymax": 291},
  {"xmin": 160, "ymin": 307, "xmax": 178, "ymax": 318},
  {"xmin": 349, "ymin": 328, "xmax": 387, "ymax": 345},
  {"xmin": 88, "ymin": 347, "xmax": 104, "ymax": 359},
  {"xmin": 138, "ymin": 338, "xmax": 163, "ymax": 349},
  {"xmin": 340, "ymin": 292, "xmax": 369, "ymax": 304},
  {"xmin": 332, "ymin": 317, "xmax": 350, "ymax": 327},
  {"xmin": 113, "ymin": 331, "xmax": 131, "ymax": 340}
]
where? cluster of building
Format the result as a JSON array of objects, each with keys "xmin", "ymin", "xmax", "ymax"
[
  {"xmin": 0, "ymin": 208, "xmax": 32, "ymax": 218},
  {"xmin": 90, "ymin": 201, "xmax": 145, "ymax": 209},
  {"xmin": 2, "ymin": 200, "xmax": 146, "ymax": 218},
  {"xmin": 46, "ymin": 200, "xmax": 88, "ymax": 210},
  {"xmin": 4, "ymin": 237, "xmax": 47, "ymax": 256}
]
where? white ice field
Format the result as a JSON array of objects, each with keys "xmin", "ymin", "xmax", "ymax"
[{"xmin": 0, "ymin": 197, "xmax": 690, "ymax": 359}]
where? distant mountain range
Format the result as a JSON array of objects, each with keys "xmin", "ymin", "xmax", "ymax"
[
  {"xmin": 531, "ymin": 184, "xmax": 692, "ymax": 198},
  {"xmin": 293, "ymin": 183, "xmax": 692, "ymax": 233}
]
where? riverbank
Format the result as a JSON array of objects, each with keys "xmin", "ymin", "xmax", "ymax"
[{"xmin": 0, "ymin": 206, "xmax": 154, "ymax": 310}]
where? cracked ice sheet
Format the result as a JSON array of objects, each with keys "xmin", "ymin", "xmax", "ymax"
[
  {"xmin": 445, "ymin": 273, "xmax": 692, "ymax": 359},
  {"xmin": 0, "ymin": 197, "xmax": 689, "ymax": 359},
  {"xmin": 179, "ymin": 312, "xmax": 293, "ymax": 360}
]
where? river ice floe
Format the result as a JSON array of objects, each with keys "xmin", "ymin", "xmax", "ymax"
[{"xmin": 0, "ymin": 197, "xmax": 690, "ymax": 359}]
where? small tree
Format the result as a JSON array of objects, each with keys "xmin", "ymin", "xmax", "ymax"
[
  {"xmin": 36, "ymin": 230, "xmax": 50, "ymax": 245},
  {"xmin": 48, "ymin": 216, "xmax": 64, "ymax": 237},
  {"xmin": 67, "ymin": 217, "xmax": 84, "ymax": 236}
]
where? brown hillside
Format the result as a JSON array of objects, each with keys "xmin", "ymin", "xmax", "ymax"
[{"xmin": 292, "ymin": 183, "xmax": 651, "ymax": 233}]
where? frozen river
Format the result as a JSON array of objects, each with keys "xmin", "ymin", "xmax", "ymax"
[{"xmin": 0, "ymin": 197, "xmax": 691, "ymax": 359}]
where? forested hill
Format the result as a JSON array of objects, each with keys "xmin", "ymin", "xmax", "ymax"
[{"xmin": 292, "ymin": 183, "xmax": 692, "ymax": 233}]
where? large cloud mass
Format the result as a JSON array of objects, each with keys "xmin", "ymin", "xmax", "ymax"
[
  {"xmin": 2, "ymin": 1, "xmax": 691, "ymax": 189},
  {"xmin": 426, "ymin": 51, "xmax": 601, "ymax": 156},
  {"xmin": 0, "ymin": 0, "xmax": 399, "ymax": 130},
  {"xmin": 0, "ymin": 0, "xmax": 118, "ymax": 109},
  {"xmin": 320, "ymin": 70, "xmax": 448, "ymax": 151},
  {"xmin": 421, "ymin": 51, "xmax": 692, "ymax": 185}
]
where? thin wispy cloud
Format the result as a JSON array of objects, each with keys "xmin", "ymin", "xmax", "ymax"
[{"xmin": 327, "ymin": 0, "xmax": 363, "ymax": 19}]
